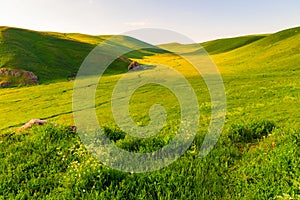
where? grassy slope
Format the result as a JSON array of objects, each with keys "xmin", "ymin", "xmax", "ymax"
[
  {"xmin": 0, "ymin": 27, "xmax": 300, "ymax": 199},
  {"xmin": 158, "ymin": 42, "xmax": 204, "ymax": 54},
  {"xmin": 212, "ymin": 27, "xmax": 300, "ymax": 127},
  {"xmin": 0, "ymin": 27, "xmax": 165, "ymax": 83},
  {"xmin": 214, "ymin": 27, "xmax": 300, "ymax": 75},
  {"xmin": 201, "ymin": 35, "xmax": 268, "ymax": 54},
  {"xmin": 159, "ymin": 34, "xmax": 268, "ymax": 55},
  {"xmin": 0, "ymin": 27, "xmax": 94, "ymax": 82}
]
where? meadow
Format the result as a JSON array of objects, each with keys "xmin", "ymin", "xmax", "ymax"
[{"xmin": 0, "ymin": 27, "xmax": 299, "ymax": 199}]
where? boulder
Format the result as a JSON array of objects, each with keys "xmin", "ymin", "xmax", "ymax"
[
  {"xmin": 23, "ymin": 71, "xmax": 38, "ymax": 84},
  {"xmin": 0, "ymin": 81, "xmax": 12, "ymax": 87},
  {"xmin": 18, "ymin": 119, "xmax": 47, "ymax": 132},
  {"xmin": 17, "ymin": 119, "xmax": 77, "ymax": 132},
  {"xmin": 128, "ymin": 61, "xmax": 143, "ymax": 71}
]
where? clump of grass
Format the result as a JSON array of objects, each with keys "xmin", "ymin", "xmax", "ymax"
[
  {"xmin": 103, "ymin": 126, "xmax": 126, "ymax": 142},
  {"xmin": 228, "ymin": 120, "xmax": 276, "ymax": 144}
]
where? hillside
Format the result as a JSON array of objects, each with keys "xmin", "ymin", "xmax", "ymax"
[
  {"xmin": 159, "ymin": 26, "xmax": 300, "ymax": 77},
  {"xmin": 0, "ymin": 27, "xmax": 166, "ymax": 85},
  {"xmin": 158, "ymin": 42, "xmax": 204, "ymax": 54},
  {"xmin": 159, "ymin": 35, "xmax": 268, "ymax": 55},
  {"xmin": 213, "ymin": 26, "xmax": 300, "ymax": 75},
  {"xmin": 201, "ymin": 35, "xmax": 268, "ymax": 55},
  {"xmin": 159, "ymin": 27, "xmax": 300, "ymax": 60}
]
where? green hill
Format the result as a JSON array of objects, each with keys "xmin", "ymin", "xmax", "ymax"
[
  {"xmin": 201, "ymin": 35, "xmax": 268, "ymax": 55},
  {"xmin": 159, "ymin": 26, "xmax": 300, "ymax": 77},
  {"xmin": 158, "ymin": 42, "xmax": 204, "ymax": 54},
  {"xmin": 214, "ymin": 26, "xmax": 300, "ymax": 76},
  {"xmin": 158, "ymin": 35, "xmax": 268, "ymax": 55},
  {"xmin": 159, "ymin": 27, "xmax": 300, "ymax": 58},
  {"xmin": 0, "ymin": 27, "xmax": 166, "ymax": 85},
  {"xmin": 0, "ymin": 27, "xmax": 94, "ymax": 83}
]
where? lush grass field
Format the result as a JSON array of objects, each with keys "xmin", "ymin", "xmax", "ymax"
[{"xmin": 0, "ymin": 27, "xmax": 299, "ymax": 199}]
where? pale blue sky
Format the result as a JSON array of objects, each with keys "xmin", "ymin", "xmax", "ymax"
[{"xmin": 1, "ymin": 0, "xmax": 299, "ymax": 42}]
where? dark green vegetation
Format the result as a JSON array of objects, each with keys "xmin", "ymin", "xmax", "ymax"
[{"xmin": 0, "ymin": 26, "xmax": 299, "ymax": 199}]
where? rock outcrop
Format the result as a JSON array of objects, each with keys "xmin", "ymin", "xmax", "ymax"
[
  {"xmin": 0, "ymin": 68, "xmax": 38, "ymax": 87},
  {"xmin": 118, "ymin": 56, "xmax": 143, "ymax": 71},
  {"xmin": 18, "ymin": 119, "xmax": 48, "ymax": 132},
  {"xmin": 18, "ymin": 119, "xmax": 77, "ymax": 132},
  {"xmin": 22, "ymin": 71, "xmax": 38, "ymax": 84},
  {"xmin": 128, "ymin": 61, "xmax": 143, "ymax": 71}
]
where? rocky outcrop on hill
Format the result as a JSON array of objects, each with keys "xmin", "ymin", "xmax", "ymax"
[
  {"xmin": 18, "ymin": 119, "xmax": 48, "ymax": 132},
  {"xmin": 22, "ymin": 71, "xmax": 38, "ymax": 84},
  {"xmin": 0, "ymin": 68, "xmax": 38, "ymax": 87},
  {"xmin": 128, "ymin": 61, "xmax": 143, "ymax": 71},
  {"xmin": 118, "ymin": 56, "xmax": 143, "ymax": 71},
  {"xmin": 17, "ymin": 119, "xmax": 77, "ymax": 132}
]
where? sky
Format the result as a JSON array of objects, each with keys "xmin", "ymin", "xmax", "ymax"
[{"xmin": 0, "ymin": 0, "xmax": 300, "ymax": 43}]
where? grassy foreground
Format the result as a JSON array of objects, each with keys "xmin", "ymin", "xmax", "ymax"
[{"xmin": 0, "ymin": 122, "xmax": 299, "ymax": 199}]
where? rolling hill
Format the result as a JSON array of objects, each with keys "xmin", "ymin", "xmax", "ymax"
[
  {"xmin": 213, "ymin": 26, "xmax": 300, "ymax": 75},
  {"xmin": 201, "ymin": 34, "xmax": 268, "ymax": 55},
  {"xmin": 159, "ymin": 26, "xmax": 300, "ymax": 77},
  {"xmin": 158, "ymin": 34, "xmax": 268, "ymax": 55},
  {"xmin": 0, "ymin": 27, "xmax": 166, "ymax": 86},
  {"xmin": 2, "ymin": 26, "xmax": 298, "ymax": 87},
  {"xmin": 159, "ymin": 27, "xmax": 300, "ymax": 61}
]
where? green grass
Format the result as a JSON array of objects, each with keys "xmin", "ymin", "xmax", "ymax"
[
  {"xmin": 0, "ymin": 26, "xmax": 299, "ymax": 199},
  {"xmin": 1, "ymin": 121, "xmax": 299, "ymax": 199}
]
